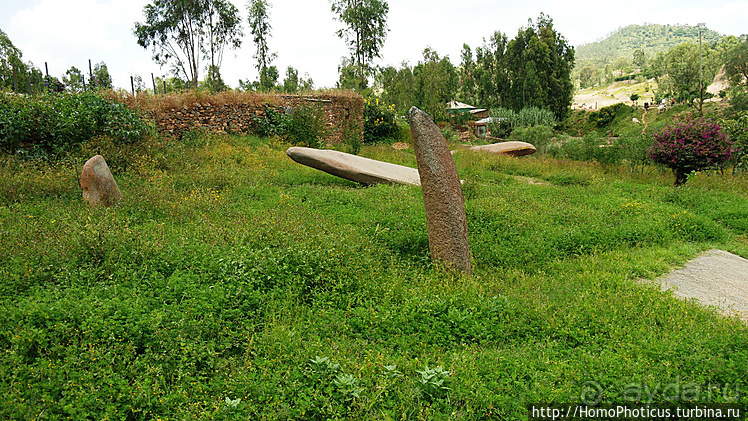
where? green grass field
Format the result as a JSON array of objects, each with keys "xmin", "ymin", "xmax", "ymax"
[{"xmin": 1, "ymin": 133, "xmax": 747, "ymax": 420}]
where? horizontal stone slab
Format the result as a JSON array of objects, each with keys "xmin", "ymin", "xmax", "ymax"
[
  {"xmin": 286, "ymin": 147, "xmax": 421, "ymax": 186},
  {"xmin": 464, "ymin": 141, "xmax": 537, "ymax": 157}
]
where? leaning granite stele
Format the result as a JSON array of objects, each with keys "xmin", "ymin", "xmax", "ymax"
[
  {"xmin": 409, "ymin": 106, "xmax": 471, "ymax": 275},
  {"xmin": 286, "ymin": 146, "xmax": 421, "ymax": 186}
]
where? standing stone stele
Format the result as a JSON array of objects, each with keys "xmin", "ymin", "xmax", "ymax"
[
  {"xmin": 80, "ymin": 155, "xmax": 122, "ymax": 207},
  {"xmin": 408, "ymin": 107, "xmax": 471, "ymax": 275}
]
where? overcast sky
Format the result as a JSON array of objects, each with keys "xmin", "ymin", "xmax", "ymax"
[{"xmin": 1, "ymin": 0, "xmax": 747, "ymax": 91}]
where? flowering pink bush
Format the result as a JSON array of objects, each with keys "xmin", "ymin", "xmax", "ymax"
[{"xmin": 649, "ymin": 118, "xmax": 733, "ymax": 185}]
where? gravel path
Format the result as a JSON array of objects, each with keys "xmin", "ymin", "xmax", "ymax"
[{"xmin": 654, "ymin": 250, "xmax": 748, "ymax": 322}]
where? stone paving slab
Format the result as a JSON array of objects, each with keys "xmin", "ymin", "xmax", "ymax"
[{"xmin": 654, "ymin": 249, "xmax": 748, "ymax": 321}]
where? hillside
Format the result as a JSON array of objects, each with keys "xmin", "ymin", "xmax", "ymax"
[{"xmin": 576, "ymin": 23, "xmax": 723, "ymax": 65}]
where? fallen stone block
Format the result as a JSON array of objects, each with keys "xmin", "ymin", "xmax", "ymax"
[
  {"xmin": 466, "ymin": 141, "xmax": 536, "ymax": 157},
  {"xmin": 286, "ymin": 147, "xmax": 421, "ymax": 186}
]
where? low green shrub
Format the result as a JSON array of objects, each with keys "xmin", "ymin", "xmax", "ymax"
[
  {"xmin": 488, "ymin": 107, "xmax": 556, "ymax": 138},
  {"xmin": 730, "ymin": 88, "xmax": 748, "ymax": 113},
  {"xmin": 486, "ymin": 108, "xmax": 516, "ymax": 138},
  {"xmin": 0, "ymin": 92, "xmax": 152, "ymax": 153},
  {"xmin": 253, "ymin": 104, "xmax": 330, "ymax": 148},
  {"xmin": 588, "ymin": 103, "xmax": 628, "ymax": 128},
  {"xmin": 2, "ymin": 133, "xmax": 747, "ymax": 420},
  {"xmin": 282, "ymin": 104, "xmax": 330, "ymax": 149},
  {"xmin": 363, "ymin": 97, "xmax": 398, "ymax": 144},
  {"xmin": 508, "ymin": 125, "xmax": 554, "ymax": 153},
  {"xmin": 721, "ymin": 112, "xmax": 748, "ymax": 171},
  {"xmin": 516, "ymin": 107, "xmax": 557, "ymax": 128}
]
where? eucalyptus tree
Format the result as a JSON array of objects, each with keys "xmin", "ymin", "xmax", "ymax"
[
  {"xmin": 247, "ymin": 0, "xmax": 277, "ymax": 91},
  {"xmin": 203, "ymin": 0, "xmax": 243, "ymax": 92},
  {"xmin": 724, "ymin": 37, "xmax": 748, "ymax": 87},
  {"xmin": 0, "ymin": 29, "xmax": 31, "ymax": 92},
  {"xmin": 504, "ymin": 13, "xmax": 575, "ymax": 120},
  {"xmin": 134, "ymin": 0, "xmax": 242, "ymax": 89},
  {"xmin": 330, "ymin": 0, "xmax": 389, "ymax": 91}
]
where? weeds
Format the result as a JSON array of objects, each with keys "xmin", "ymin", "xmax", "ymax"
[{"xmin": 0, "ymin": 132, "xmax": 747, "ymax": 420}]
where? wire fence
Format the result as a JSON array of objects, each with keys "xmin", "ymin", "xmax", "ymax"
[{"xmin": 3, "ymin": 59, "xmax": 175, "ymax": 97}]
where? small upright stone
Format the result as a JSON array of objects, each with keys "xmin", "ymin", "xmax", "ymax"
[
  {"xmin": 80, "ymin": 155, "xmax": 122, "ymax": 207},
  {"xmin": 408, "ymin": 107, "xmax": 471, "ymax": 275}
]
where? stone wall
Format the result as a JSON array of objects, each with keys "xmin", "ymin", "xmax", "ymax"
[{"xmin": 111, "ymin": 91, "xmax": 364, "ymax": 144}]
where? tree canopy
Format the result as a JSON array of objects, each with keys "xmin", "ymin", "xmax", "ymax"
[
  {"xmin": 134, "ymin": 0, "xmax": 242, "ymax": 89},
  {"xmin": 504, "ymin": 14, "xmax": 575, "ymax": 120},
  {"xmin": 247, "ymin": 0, "xmax": 276, "ymax": 91},
  {"xmin": 377, "ymin": 13, "xmax": 574, "ymax": 121},
  {"xmin": 330, "ymin": 0, "xmax": 389, "ymax": 91},
  {"xmin": 0, "ymin": 29, "xmax": 41, "ymax": 94},
  {"xmin": 724, "ymin": 37, "xmax": 748, "ymax": 87}
]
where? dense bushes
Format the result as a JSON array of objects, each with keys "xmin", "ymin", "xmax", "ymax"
[
  {"xmin": 549, "ymin": 131, "xmax": 653, "ymax": 170},
  {"xmin": 588, "ymin": 103, "xmax": 628, "ymax": 127},
  {"xmin": 508, "ymin": 125, "xmax": 554, "ymax": 153},
  {"xmin": 0, "ymin": 92, "xmax": 152, "ymax": 153},
  {"xmin": 487, "ymin": 107, "xmax": 557, "ymax": 139},
  {"xmin": 253, "ymin": 104, "xmax": 330, "ymax": 148},
  {"xmin": 722, "ymin": 112, "xmax": 748, "ymax": 172},
  {"xmin": 363, "ymin": 97, "xmax": 398, "ymax": 144},
  {"xmin": 649, "ymin": 118, "xmax": 733, "ymax": 185}
]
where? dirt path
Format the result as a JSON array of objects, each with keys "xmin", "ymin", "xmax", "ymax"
[{"xmin": 651, "ymin": 250, "xmax": 748, "ymax": 322}]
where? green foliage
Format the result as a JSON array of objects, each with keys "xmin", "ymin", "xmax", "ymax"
[
  {"xmin": 135, "ymin": 0, "xmax": 243, "ymax": 88},
  {"xmin": 363, "ymin": 96, "xmax": 398, "ymax": 143},
  {"xmin": 721, "ymin": 112, "xmax": 748, "ymax": 171},
  {"xmin": 378, "ymin": 14, "xmax": 574, "ymax": 122},
  {"xmin": 281, "ymin": 66, "xmax": 314, "ymax": 93},
  {"xmin": 43, "ymin": 75, "xmax": 65, "ymax": 94},
  {"xmin": 413, "ymin": 48, "xmax": 458, "ymax": 122},
  {"xmin": 376, "ymin": 63, "xmax": 415, "ymax": 116},
  {"xmin": 88, "ymin": 61, "xmax": 113, "ymax": 92},
  {"xmin": 729, "ymin": 87, "xmax": 748, "ymax": 113},
  {"xmin": 247, "ymin": 0, "xmax": 276, "ymax": 92},
  {"xmin": 330, "ymin": 0, "xmax": 390, "ymax": 91},
  {"xmin": 340, "ymin": 113, "xmax": 363, "ymax": 155},
  {"xmin": 0, "ymin": 92, "xmax": 152, "ymax": 153},
  {"xmin": 0, "ymin": 29, "xmax": 27, "ymax": 93},
  {"xmin": 488, "ymin": 106, "xmax": 556, "ymax": 138},
  {"xmin": 723, "ymin": 37, "xmax": 748, "ymax": 87},
  {"xmin": 440, "ymin": 125, "xmax": 460, "ymax": 143},
  {"xmin": 649, "ymin": 42, "xmax": 721, "ymax": 104},
  {"xmin": 503, "ymin": 13, "xmax": 575, "ymax": 120},
  {"xmin": 574, "ymin": 23, "xmax": 723, "ymax": 86},
  {"xmin": 1, "ymin": 134, "xmax": 748, "ymax": 419},
  {"xmin": 650, "ymin": 118, "xmax": 733, "ymax": 185},
  {"xmin": 508, "ymin": 125, "xmax": 554, "ymax": 153},
  {"xmin": 516, "ymin": 106, "xmax": 557, "ymax": 128},
  {"xmin": 589, "ymin": 103, "xmax": 628, "ymax": 127},
  {"xmin": 282, "ymin": 104, "xmax": 330, "ymax": 148},
  {"xmin": 253, "ymin": 104, "xmax": 330, "ymax": 148},
  {"xmin": 549, "ymin": 130, "xmax": 653, "ymax": 170},
  {"xmin": 62, "ymin": 67, "xmax": 85, "ymax": 93},
  {"xmin": 416, "ymin": 365, "xmax": 451, "ymax": 400},
  {"xmin": 487, "ymin": 107, "xmax": 517, "ymax": 138}
]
